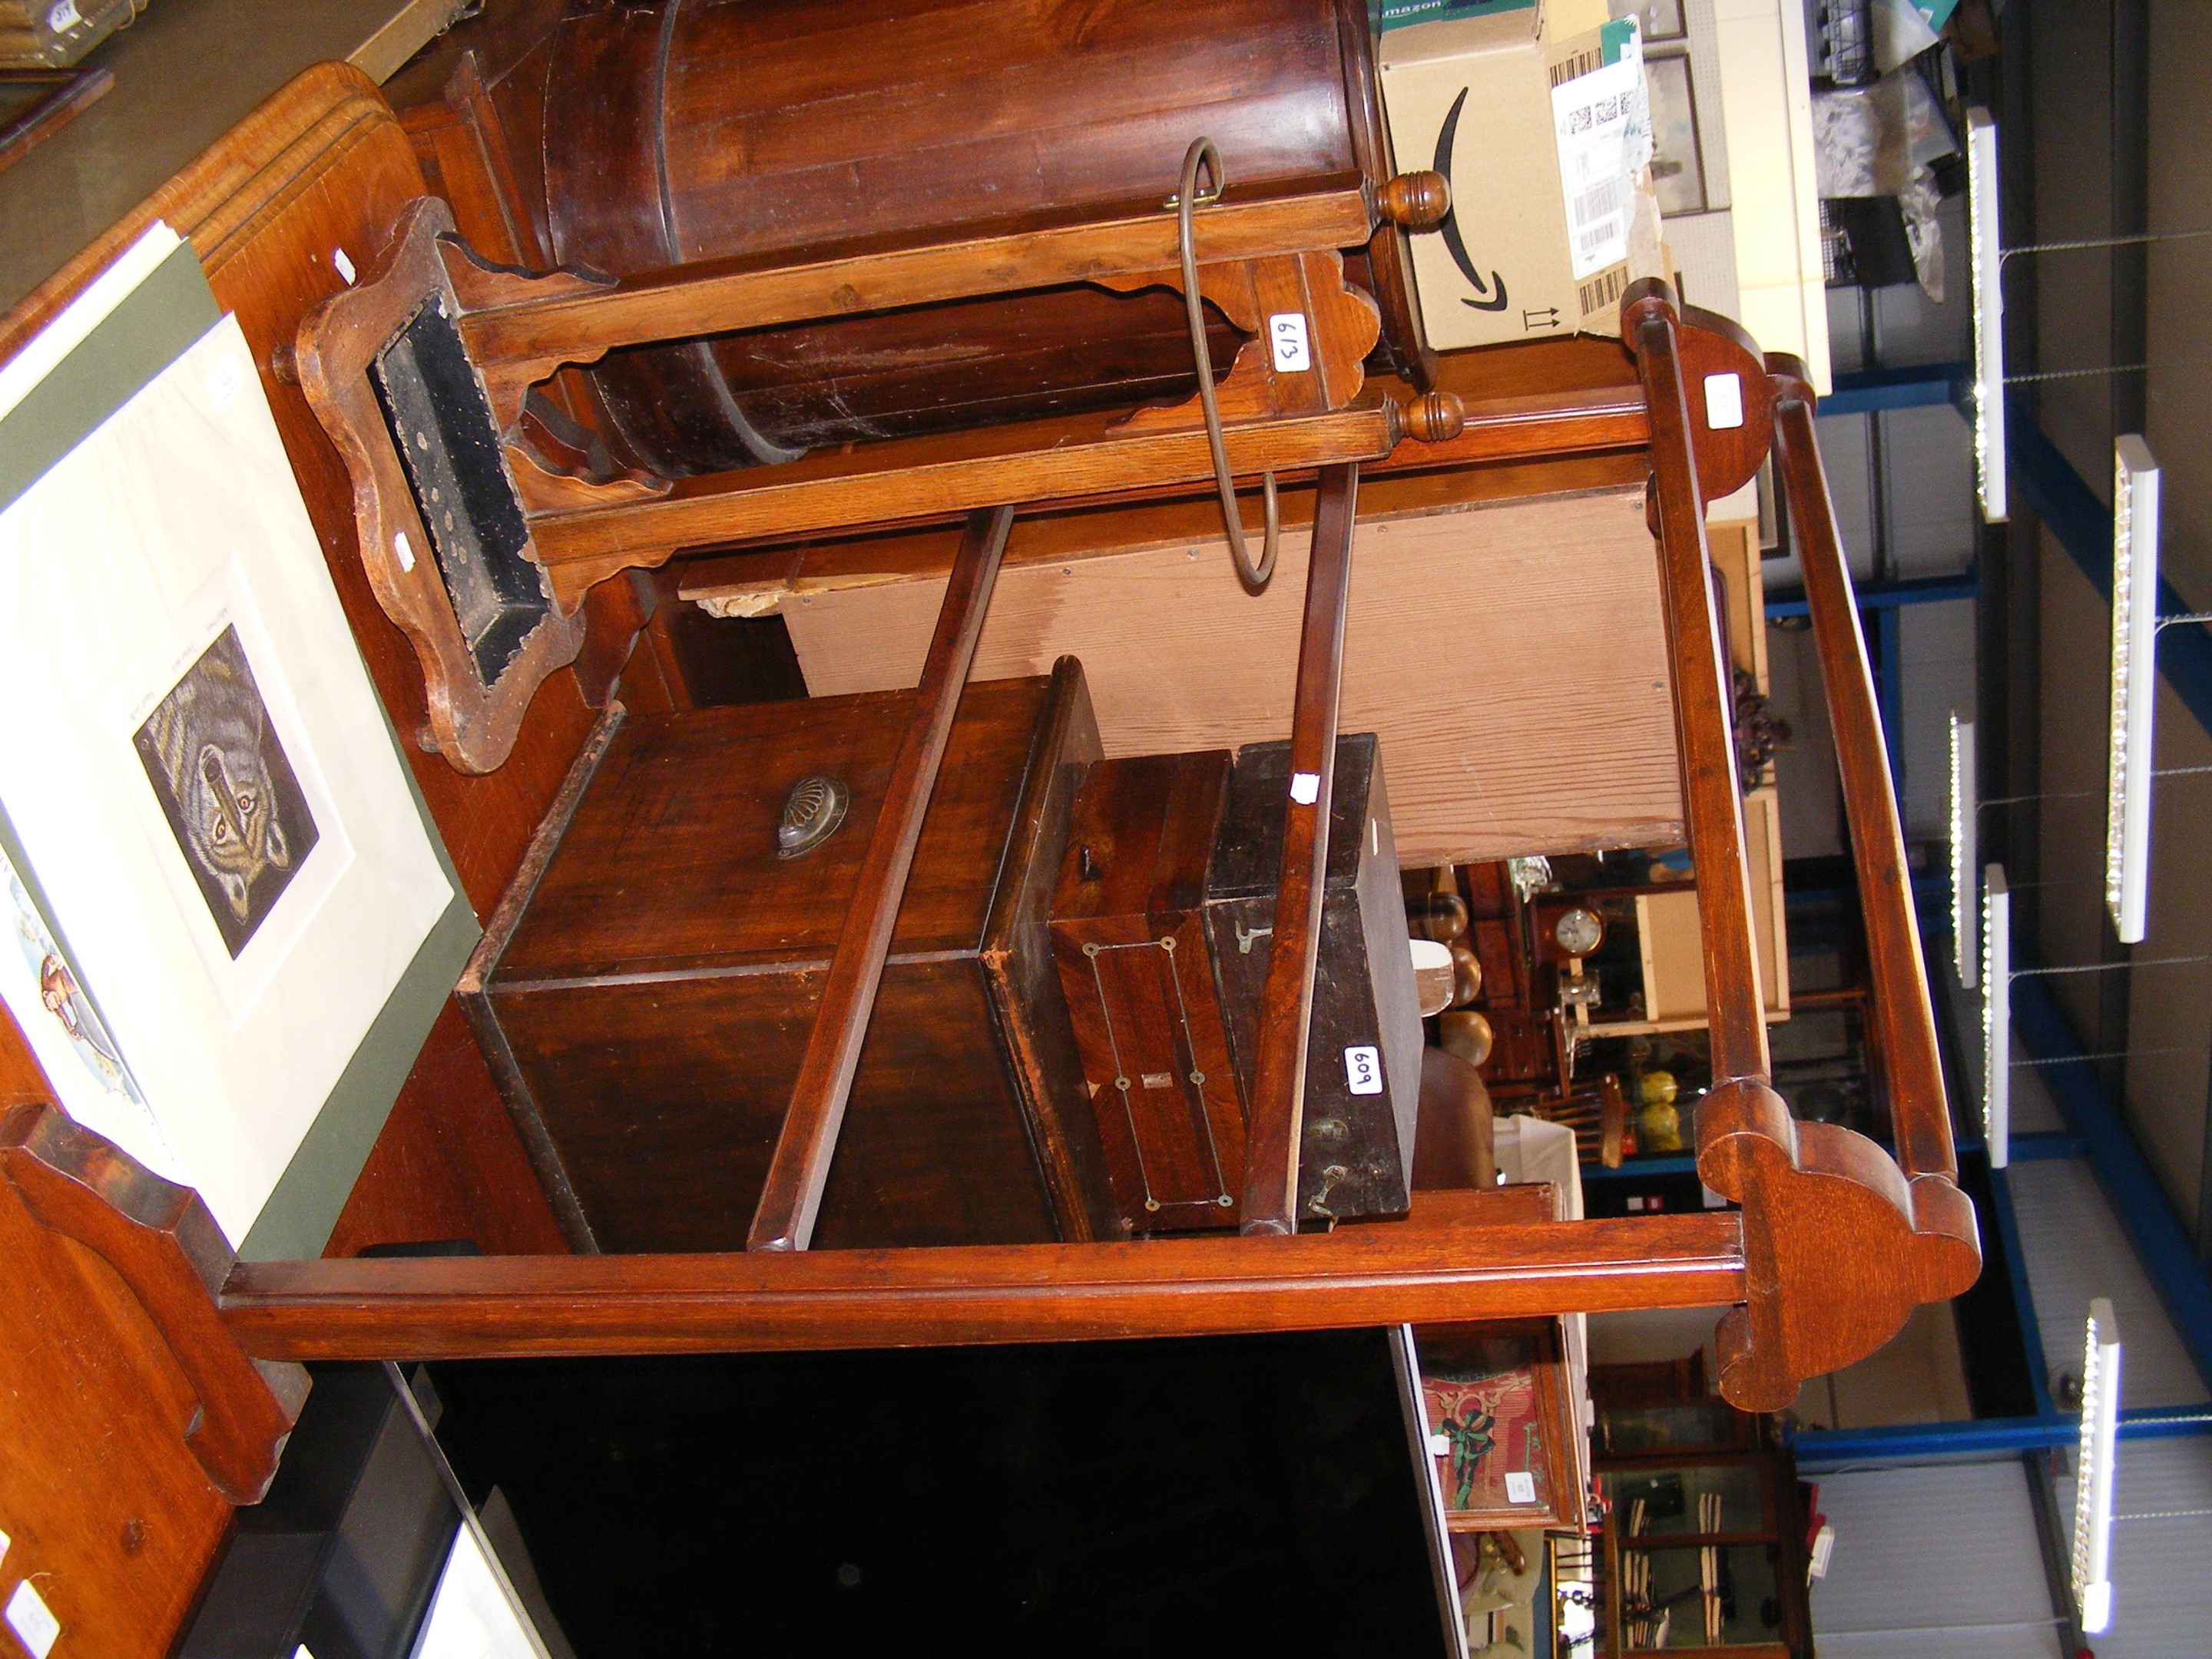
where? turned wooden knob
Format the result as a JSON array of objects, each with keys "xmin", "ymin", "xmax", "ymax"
[
  {"xmin": 267, "ymin": 343, "xmax": 299, "ymax": 386},
  {"xmin": 1397, "ymin": 390, "xmax": 1465, "ymax": 444},
  {"xmin": 1378, "ymin": 170, "xmax": 1451, "ymax": 230}
]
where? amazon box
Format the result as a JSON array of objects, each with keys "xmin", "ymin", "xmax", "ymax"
[{"xmin": 1379, "ymin": 12, "xmax": 1663, "ymax": 349}]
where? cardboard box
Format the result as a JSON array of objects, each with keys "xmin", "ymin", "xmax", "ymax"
[{"xmin": 1379, "ymin": 12, "xmax": 1664, "ymax": 349}]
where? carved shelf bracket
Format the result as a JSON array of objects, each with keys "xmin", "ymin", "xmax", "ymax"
[{"xmin": 0, "ymin": 1104, "xmax": 309, "ymax": 1505}]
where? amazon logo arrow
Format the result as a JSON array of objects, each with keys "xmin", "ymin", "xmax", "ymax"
[{"xmin": 1433, "ymin": 87, "xmax": 1508, "ymax": 313}]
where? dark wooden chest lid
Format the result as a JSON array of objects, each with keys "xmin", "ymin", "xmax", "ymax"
[
  {"xmin": 493, "ymin": 674, "xmax": 1071, "ymax": 985},
  {"xmin": 1206, "ymin": 733, "xmax": 1379, "ymax": 899}
]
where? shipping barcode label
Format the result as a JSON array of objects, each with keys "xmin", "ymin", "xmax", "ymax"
[
  {"xmin": 1550, "ymin": 51, "xmax": 1643, "ymax": 281},
  {"xmin": 1571, "ymin": 177, "xmax": 1628, "ymax": 230},
  {"xmin": 1578, "ymin": 268, "xmax": 1628, "ymax": 318},
  {"xmin": 1269, "ymin": 312, "xmax": 1312, "ymax": 373},
  {"xmin": 1343, "ymin": 1045, "xmax": 1382, "ymax": 1096}
]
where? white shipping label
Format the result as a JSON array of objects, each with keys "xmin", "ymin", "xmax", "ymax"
[
  {"xmin": 1343, "ymin": 1045, "xmax": 1382, "ymax": 1096},
  {"xmin": 1269, "ymin": 312, "xmax": 1313, "ymax": 373},
  {"xmin": 1550, "ymin": 55, "xmax": 1644, "ymax": 281},
  {"xmin": 1505, "ymin": 1470, "xmax": 1538, "ymax": 1505}
]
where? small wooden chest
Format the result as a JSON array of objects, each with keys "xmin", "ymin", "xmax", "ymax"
[
  {"xmin": 1049, "ymin": 734, "xmax": 1422, "ymax": 1233},
  {"xmin": 462, "ymin": 663, "xmax": 1112, "ymax": 1253}
]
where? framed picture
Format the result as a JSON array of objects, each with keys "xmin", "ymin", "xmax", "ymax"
[
  {"xmin": 0, "ymin": 232, "xmax": 475, "ymax": 1256},
  {"xmin": 1644, "ymin": 53, "xmax": 1707, "ymax": 217},
  {"xmin": 1415, "ymin": 1320, "xmax": 1584, "ymax": 1531},
  {"xmin": 1621, "ymin": 0, "xmax": 1687, "ymax": 42},
  {"xmin": 0, "ymin": 68, "xmax": 111, "ymax": 177}
]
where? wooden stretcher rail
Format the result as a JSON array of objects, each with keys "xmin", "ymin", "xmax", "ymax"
[
  {"xmin": 1622, "ymin": 292, "xmax": 1770, "ymax": 1088},
  {"xmin": 1240, "ymin": 462, "xmax": 1359, "ymax": 1234},
  {"xmin": 218, "ymin": 1197, "xmax": 1746, "ymax": 1359},
  {"xmin": 1618, "ymin": 283, "xmax": 1980, "ymax": 1412},
  {"xmin": 1767, "ymin": 360, "xmax": 1955, "ymax": 1184},
  {"xmin": 747, "ymin": 506, "xmax": 1015, "ymax": 1253},
  {"xmin": 457, "ymin": 176, "xmax": 1380, "ymax": 367}
]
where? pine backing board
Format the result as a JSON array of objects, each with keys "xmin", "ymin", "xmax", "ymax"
[{"xmin": 783, "ymin": 486, "xmax": 1682, "ymax": 866}]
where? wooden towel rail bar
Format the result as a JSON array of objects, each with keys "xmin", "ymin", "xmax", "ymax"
[{"xmin": 0, "ymin": 282, "xmax": 1979, "ymax": 1510}]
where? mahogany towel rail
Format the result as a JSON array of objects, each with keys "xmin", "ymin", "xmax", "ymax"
[{"xmin": 0, "ymin": 285, "xmax": 1979, "ymax": 1508}]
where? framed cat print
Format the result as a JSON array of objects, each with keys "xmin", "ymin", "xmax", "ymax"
[{"xmin": 0, "ymin": 230, "xmax": 476, "ymax": 1257}]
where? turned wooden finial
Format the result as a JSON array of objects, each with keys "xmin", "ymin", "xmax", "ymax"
[
  {"xmin": 1396, "ymin": 389, "xmax": 1465, "ymax": 444},
  {"xmin": 1378, "ymin": 171, "xmax": 1451, "ymax": 230}
]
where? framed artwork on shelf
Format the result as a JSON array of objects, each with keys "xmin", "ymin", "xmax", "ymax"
[
  {"xmin": 0, "ymin": 227, "xmax": 477, "ymax": 1258},
  {"xmin": 1621, "ymin": 0, "xmax": 1687, "ymax": 43},
  {"xmin": 0, "ymin": 68, "xmax": 111, "ymax": 175},
  {"xmin": 1645, "ymin": 53, "xmax": 1708, "ymax": 217},
  {"xmin": 1414, "ymin": 1320, "xmax": 1584, "ymax": 1532}
]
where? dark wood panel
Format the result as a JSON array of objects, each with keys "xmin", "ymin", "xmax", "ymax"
[
  {"xmin": 1051, "ymin": 751, "xmax": 1242, "ymax": 1233},
  {"xmin": 525, "ymin": 0, "xmax": 1396, "ymax": 465},
  {"xmin": 488, "ymin": 962, "xmax": 1058, "ymax": 1254},
  {"xmin": 495, "ymin": 676, "xmax": 1058, "ymax": 981},
  {"xmin": 977, "ymin": 660, "xmax": 1117, "ymax": 1243},
  {"xmin": 320, "ymin": 1002, "xmax": 571, "ymax": 1259}
]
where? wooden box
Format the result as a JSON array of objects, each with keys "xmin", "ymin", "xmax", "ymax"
[
  {"xmin": 462, "ymin": 664, "xmax": 1112, "ymax": 1253},
  {"xmin": 1048, "ymin": 735, "xmax": 1422, "ymax": 1233},
  {"xmin": 1207, "ymin": 735, "xmax": 1424, "ymax": 1225},
  {"xmin": 1048, "ymin": 750, "xmax": 1243, "ymax": 1233}
]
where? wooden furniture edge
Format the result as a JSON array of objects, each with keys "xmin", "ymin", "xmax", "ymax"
[
  {"xmin": 1240, "ymin": 462, "xmax": 1358, "ymax": 1233},
  {"xmin": 220, "ymin": 1196, "xmax": 1747, "ymax": 1359},
  {"xmin": 1621, "ymin": 283, "xmax": 1981, "ymax": 1413},
  {"xmin": 0, "ymin": 1104, "xmax": 308, "ymax": 1505}
]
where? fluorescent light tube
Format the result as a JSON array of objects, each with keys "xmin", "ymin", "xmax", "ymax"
[
  {"xmin": 1950, "ymin": 713, "xmax": 1978, "ymax": 988},
  {"xmin": 2106, "ymin": 435, "xmax": 2160, "ymax": 945},
  {"xmin": 1981, "ymin": 863, "xmax": 2009, "ymax": 1167},
  {"xmin": 1967, "ymin": 109, "xmax": 2006, "ymax": 522},
  {"xmin": 2072, "ymin": 1296, "xmax": 2122, "ymax": 1634}
]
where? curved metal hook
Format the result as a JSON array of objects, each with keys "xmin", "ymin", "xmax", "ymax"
[{"xmin": 1174, "ymin": 137, "xmax": 1280, "ymax": 593}]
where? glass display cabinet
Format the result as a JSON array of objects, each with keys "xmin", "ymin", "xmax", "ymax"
[{"xmin": 1587, "ymin": 1399, "xmax": 1812, "ymax": 1657}]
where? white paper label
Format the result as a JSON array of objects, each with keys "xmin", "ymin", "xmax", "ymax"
[
  {"xmin": 1289, "ymin": 771, "xmax": 1320, "ymax": 806},
  {"xmin": 204, "ymin": 356, "xmax": 247, "ymax": 412},
  {"xmin": 1343, "ymin": 1045, "xmax": 1382, "ymax": 1096},
  {"xmin": 1505, "ymin": 1469, "xmax": 1538, "ymax": 1505},
  {"xmin": 6, "ymin": 1581, "xmax": 59, "ymax": 1659},
  {"xmin": 1428, "ymin": 1432, "xmax": 1451, "ymax": 1457},
  {"xmin": 1704, "ymin": 372, "xmax": 1745, "ymax": 430},
  {"xmin": 1550, "ymin": 54, "xmax": 1644, "ymax": 281},
  {"xmin": 393, "ymin": 529, "xmax": 416, "ymax": 572},
  {"xmin": 332, "ymin": 247, "xmax": 357, "ymax": 285},
  {"xmin": 1268, "ymin": 312, "xmax": 1312, "ymax": 373},
  {"xmin": 0, "ymin": 1525, "xmax": 9, "ymax": 1564},
  {"xmin": 47, "ymin": 1, "xmax": 81, "ymax": 34}
]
